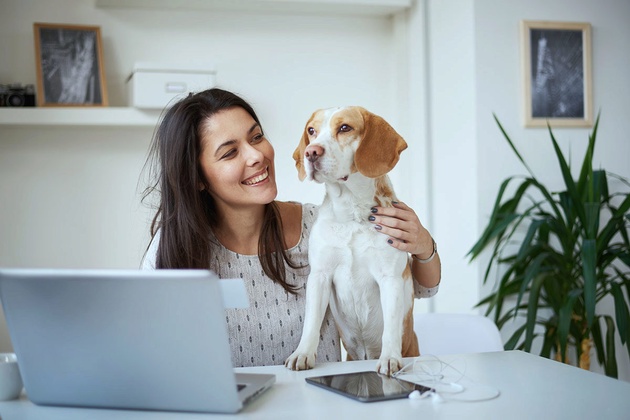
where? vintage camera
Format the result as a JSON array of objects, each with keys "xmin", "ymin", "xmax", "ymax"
[{"xmin": 0, "ymin": 83, "xmax": 36, "ymax": 107}]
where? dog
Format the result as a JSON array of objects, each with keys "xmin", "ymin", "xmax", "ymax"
[{"xmin": 284, "ymin": 106, "xmax": 419, "ymax": 376}]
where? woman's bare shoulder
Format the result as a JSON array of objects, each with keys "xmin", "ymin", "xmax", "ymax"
[{"xmin": 276, "ymin": 201, "xmax": 303, "ymax": 224}]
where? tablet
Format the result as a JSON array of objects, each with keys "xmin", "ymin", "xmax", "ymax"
[{"xmin": 305, "ymin": 371, "xmax": 434, "ymax": 402}]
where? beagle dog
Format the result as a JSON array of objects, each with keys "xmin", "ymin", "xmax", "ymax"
[{"xmin": 285, "ymin": 106, "xmax": 419, "ymax": 376}]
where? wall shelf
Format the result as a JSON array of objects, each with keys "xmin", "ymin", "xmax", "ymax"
[
  {"xmin": 95, "ymin": 0, "xmax": 412, "ymax": 16},
  {"xmin": 0, "ymin": 108, "xmax": 162, "ymax": 128}
]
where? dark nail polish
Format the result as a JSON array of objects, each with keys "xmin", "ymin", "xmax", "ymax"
[
  {"xmin": 368, "ymin": 215, "xmax": 375, "ymax": 221},
  {"xmin": 370, "ymin": 207, "xmax": 377, "ymax": 213},
  {"xmin": 374, "ymin": 225, "xmax": 382, "ymax": 231},
  {"xmin": 392, "ymin": 201, "xmax": 399, "ymax": 204},
  {"xmin": 387, "ymin": 239, "xmax": 393, "ymax": 244}
]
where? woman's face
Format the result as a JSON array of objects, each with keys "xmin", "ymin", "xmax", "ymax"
[{"xmin": 198, "ymin": 107, "xmax": 277, "ymax": 210}]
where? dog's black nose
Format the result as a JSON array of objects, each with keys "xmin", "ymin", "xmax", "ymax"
[{"xmin": 305, "ymin": 150, "xmax": 319, "ymax": 162}]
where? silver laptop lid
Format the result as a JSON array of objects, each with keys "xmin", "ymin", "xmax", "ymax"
[{"xmin": 0, "ymin": 268, "xmax": 272, "ymax": 413}]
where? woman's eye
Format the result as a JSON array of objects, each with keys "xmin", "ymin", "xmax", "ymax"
[
  {"xmin": 339, "ymin": 124, "xmax": 353, "ymax": 133},
  {"xmin": 251, "ymin": 134, "xmax": 264, "ymax": 143},
  {"xmin": 307, "ymin": 127, "xmax": 316, "ymax": 136},
  {"xmin": 221, "ymin": 149, "xmax": 237, "ymax": 159}
]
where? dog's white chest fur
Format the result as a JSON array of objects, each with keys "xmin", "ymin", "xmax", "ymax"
[{"xmin": 309, "ymin": 179, "xmax": 409, "ymax": 360}]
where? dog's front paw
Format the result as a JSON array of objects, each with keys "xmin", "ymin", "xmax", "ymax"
[
  {"xmin": 285, "ymin": 350, "xmax": 317, "ymax": 371},
  {"xmin": 376, "ymin": 355, "xmax": 403, "ymax": 376}
]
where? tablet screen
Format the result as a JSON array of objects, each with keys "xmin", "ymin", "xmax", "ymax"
[{"xmin": 305, "ymin": 370, "xmax": 433, "ymax": 402}]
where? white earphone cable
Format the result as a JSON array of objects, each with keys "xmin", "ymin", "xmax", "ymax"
[{"xmin": 394, "ymin": 354, "xmax": 501, "ymax": 403}]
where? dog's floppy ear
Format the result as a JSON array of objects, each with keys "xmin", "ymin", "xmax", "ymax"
[
  {"xmin": 293, "ymin": 118, "xmax": 312, "ymax": 182},
  {"xmin": 354, "ymin": 108, "xmax": 408, "ymax": 178}
]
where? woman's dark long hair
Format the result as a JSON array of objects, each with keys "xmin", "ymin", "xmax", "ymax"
[{"xmin": 142, "ymin": 88, "xmax": 300, "ymax": 293}]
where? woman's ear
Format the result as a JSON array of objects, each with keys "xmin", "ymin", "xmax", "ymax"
[{"xmin": 354, "ymin": 108, "xmax": 407, "ymax": 178}]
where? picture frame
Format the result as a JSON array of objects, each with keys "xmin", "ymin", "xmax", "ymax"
[
  {"xmin": 521, "ymin": 20, "xmax": 592, "ymax": 128},
  {"xmin": 33, "ymin": 23, "xmax": 108, "ymax": 107}
]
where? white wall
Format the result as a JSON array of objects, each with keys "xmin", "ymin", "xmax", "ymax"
[{"xmin": 425, "ymin": 0, "xmax": 479, "ymax": 314}]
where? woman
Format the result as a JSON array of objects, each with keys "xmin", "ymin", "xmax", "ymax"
[{"xmin": 142, "ymin": 88, "xmax": 441, "ymax": 367}]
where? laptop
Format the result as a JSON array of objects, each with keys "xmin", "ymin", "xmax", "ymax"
[{"xmin": 0, "ymin": 268, "xmax": 275, "ymax": 413}]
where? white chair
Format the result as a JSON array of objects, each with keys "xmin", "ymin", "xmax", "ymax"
[{"xmin": 413, "ymin": 313, "xmax": 504, "ymax": 356}]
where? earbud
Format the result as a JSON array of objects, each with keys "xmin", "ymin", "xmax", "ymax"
[
  {"xmin": 431, "ymin": 392, "xmax": 444, "ymax": 404},
  {"xmin": 408, "ymin": 390, "xmax": 422, "ymax": 400}
]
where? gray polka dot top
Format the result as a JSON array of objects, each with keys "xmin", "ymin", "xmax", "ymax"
[{"xmin": 209, "ymin": 203, "xmax": 342, "ymax": 367}]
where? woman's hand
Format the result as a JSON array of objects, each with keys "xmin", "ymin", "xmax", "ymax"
[
  {"xmin": 368, "ymin": 201, "xmax": 433, "ymax": 259},
  {"xmin": 369, "ymin": 201, "xmax": 441, "ymax": 289}
]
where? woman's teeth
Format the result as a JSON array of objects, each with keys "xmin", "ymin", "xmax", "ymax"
[{"xmin": 243, "ymin": 169, "xmax": 269, "ymax": 185}]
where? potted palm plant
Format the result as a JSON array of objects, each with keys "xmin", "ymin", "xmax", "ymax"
[{"xmin": 468, "ymin": 114, "xmax": 630, "ymax": 378}]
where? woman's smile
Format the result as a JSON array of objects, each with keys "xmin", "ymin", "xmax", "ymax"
[{"xmin": 243, "ymin": 167, "xmax": 269, "ymax": 186}]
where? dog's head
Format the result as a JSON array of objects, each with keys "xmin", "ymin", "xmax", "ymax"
[{"xmin": 293, "ymin": 106, "xmax": 407, "ymax": 183}]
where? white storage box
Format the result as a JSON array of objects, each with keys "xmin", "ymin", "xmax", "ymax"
[{"xmin": 127, "ymin": 63, "xmax": 216, "ymax": 109}]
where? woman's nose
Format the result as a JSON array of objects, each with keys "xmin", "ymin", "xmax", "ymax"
[{"xmin": 244, "ymin": 142, "xmax": 264, "ymax": 165}]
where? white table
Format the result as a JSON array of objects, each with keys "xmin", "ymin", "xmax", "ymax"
[{"xmin": 1, "ymin": 351, "xmax": 629, "ymax": 419}]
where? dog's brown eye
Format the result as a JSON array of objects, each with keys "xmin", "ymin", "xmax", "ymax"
[
  {"xmin": 307, "ymin": 127, "xmax": 316, "ymax": 136},
  {"xmin": 339, "ymin": 124, "xmax": 353, "ymax": 133}
]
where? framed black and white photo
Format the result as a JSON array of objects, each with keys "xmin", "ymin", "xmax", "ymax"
[
  {"xmin": 521, "ymin": 21, "xmax": 592, "ymax": 127},
  {"xmin": 33, "ymin": 23, "xmax": 108, "ymax": 107}
]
